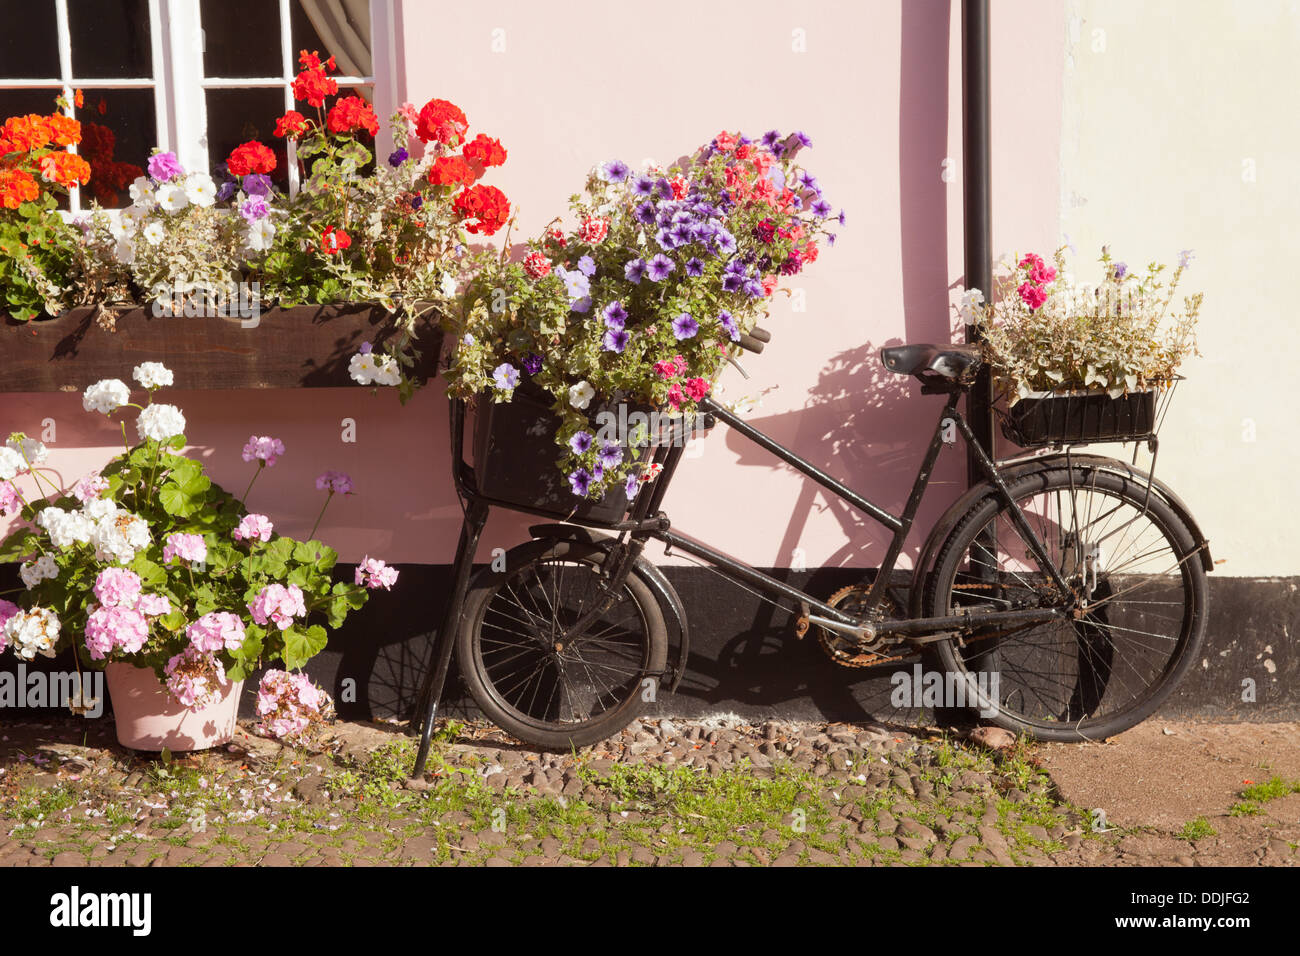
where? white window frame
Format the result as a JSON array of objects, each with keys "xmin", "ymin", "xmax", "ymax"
[{"xmin": 0, "ymin": 0, "xmax": 399, "ymax": 211}]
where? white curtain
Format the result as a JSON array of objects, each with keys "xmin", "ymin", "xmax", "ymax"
[{"xmin": 299, "ymin": 0, "xmax": 373, "ymax": 99}]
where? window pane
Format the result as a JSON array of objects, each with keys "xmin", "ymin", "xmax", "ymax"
[
  {"xmin": 202, "ymin": 0, "xmax": 283, "ymax": 78},
  {"xmin": 77, "ymin": 89, "xmax": 153, "ymax": 208},
  {"xmin": 69, "ymin": 0, "xmax": 153, "ymax": 79},
  {"xmin": 0, "ymin": 0, "xmax": 59, "ymax": 79},
  {"xmin": 293, "ymin": 0, "xmax": 371, "ymax": 77},
  {"xmin": 0, "ymin": 88, "xmax": 64, "ymax": 121},
  {"xmin": 204, "ymin": 88, "xmax": 289, "ymax": 184}
]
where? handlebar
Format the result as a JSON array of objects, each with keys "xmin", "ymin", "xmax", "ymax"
[{"xmin": 738, "ymin": 325, "xmax": 772, "ymax": 354}]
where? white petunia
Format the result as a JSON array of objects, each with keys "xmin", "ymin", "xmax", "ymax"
[
  {"xmin": 3, "ymin": 607, "xmax": 60, "ymax": 660},
  {"xmin": 373, "ymin": 355, "xmax": 402, "ymax": 387},
  {"xmin": 157, "ymin": 182, "xmax": 188, "ymax": 213},
  {"xmin": 439, "ymin": 272, "xmax": 458, "ymax": 298},
  {"xmin": 184, "ymin": 173, "xmax": 216, "ymax": 208},
  {"xmin": 82, "ymin": 378, "xmax": 131, "ymax": 415},
  {"xmin": 128, "ymin": 176, "xmax": 155, "ymax": 205},
  {"xmin": 19, "ymin": 554, "xmax": 58, "ymax": 589},
  {"xmin": 114, "ymin": 237, "xmax": 136, "ymax": 265},
  {"xmin": 348, "ymin": 352, "xmax": 378, "ymax": 386},
  {"xmin": 246, "ymin": 218, "xmax": 276, "ymax": 252},
  {"xmin": 143, "ymin": 221, "xmax": 165, "ymax": 245},
  {"xmin": 6, "ymin": 436, "xmax": 47, "ymax": 466},
  {"xmin": 136, "ymin": 403, "xmax": 186, "ymax": 442},
  {"xmin": 0, "ymin": 446, "xmax": 26, "ymax": 481},
  {"xmin": 132, "ymin": 361, "xmax": 174, "ymax": 390},
  {"xmin": 568, "ymin": 380, "xmax": 595, "ymax": 410}
]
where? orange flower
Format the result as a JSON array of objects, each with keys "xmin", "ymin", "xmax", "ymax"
[
  {"xmin": 1, "ymin": 115, "xmax": 53, "ymax": 153},
  {"xmin": 321, "ymin": 225, "xmax": 352, "ymax": 254},
  {"xmin": 0, "ymin": 168, "xmax": 40, "ymax": 209},
  {"xmin": 44, "ymin": 113, "xmax": 81, "ymax": 147},
  {"xmin": 38, "ymin": 151, "xmax": 91, "ymax": 187},
  {"xmin": 74, "ymin": 89, "xmax": 84, "ymax": 108}
]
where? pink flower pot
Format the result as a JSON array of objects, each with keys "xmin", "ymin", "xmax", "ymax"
[{"xmin": 105, "ymin": 662, "xmax": 244, "ymax": 752}]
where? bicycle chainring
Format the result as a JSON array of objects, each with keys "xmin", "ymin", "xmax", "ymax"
[{"xmin": 816, "ymin": 586, "xmax": 906, "ymax": 669}]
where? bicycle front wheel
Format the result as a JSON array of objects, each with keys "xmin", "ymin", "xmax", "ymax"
[
  {"xmin": 456, "ymin": 539, "xmax": 668, "ymax": 750},
  {"xmin": 925, "ymin": 464, "xmax": 1208, "ymax": 741}
]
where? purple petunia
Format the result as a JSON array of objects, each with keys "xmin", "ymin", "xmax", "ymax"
[
  {"xmin": 492, "ymin": 363, "xmax": 519, "ymax": 390},
  {"xmin": 1113, "ymin": 262, "xmax": 1128, "ymax": 280},
  {"xmin": 569, "ymin": 468, "xmax": 592, "ymax": 497},
  {"xmin": 147, "ymin": 151, "xmax": 184, "ymax": 183},
  {"xmin": 239, "ymin": 196, "xmax": 270, "ymax": 223},
  {"xmin": 634, "ymin": 201, "xmax": 656, "ymax": 225},
  {"xmin": 624, "ymin": 258, "xmax": 647, "ymax": 284},
  {"xmin": 647, "ymin": 254, "xmax": 675, "ymax": 282},
  {"xmin": 631, "ymin": 175, "xmax": 656, "ymax": 197},
  {"xmin": 811, "ymin": 198, "xmax": 833, "ymax": 218},
  {"xmin": 597, "ymin": 442, "xmax": 624, "ymax": 468},
  {"xmin": 625, "ymin": 474, "xmax": 640, "ymax": 499},
  {"xmin": 685, "ymin": 257, "xmax": 704, "ymax": 277},
  {"xmin": 717, "ymin": 310, "xmax": 739, "ymax": 342},
  {"xmin": 216, "ymin": 180, "xmax": 237, "ymax": 202},
  {"xmin": 672, "ymin": 313, "xmax": 699, "ymax": 340},
  {"xmin": 569, "ymin": 431, "xmax": 594, "ymax": 454},
  {"xmin": 577, "ymin": 254, "xmax": 596, "ymax": 277},
  {"xmin": 522, "ymin": 353, "xmax": 543, "ymax": 374},
  {"xmin": 243, "ymin": 173, "xmax": 273, "ymax": 197},
  {"xmin": 603, "ymin": 328, "xmax": 630, "ymax": 353},
  {"xmin": 388, "ymin": 148, "xmax": 409, "ymax": 167},
  {"xmin": 603, "ymin": 301, "xmax": 627, "ymax": 329},
  {"xmin": 600, "ymin": 159, "xmax": 630, "ymax": 182}
]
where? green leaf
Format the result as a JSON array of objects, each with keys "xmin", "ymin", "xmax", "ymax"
[{"xmin": 280, "ymin": 624, "xmax": 328, "ymax": 671}]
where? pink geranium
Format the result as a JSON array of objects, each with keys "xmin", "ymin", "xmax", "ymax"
[
  {"xmin": 186, "ymin": 610, "xmax": 246, "ymax": 653},
  {"xmin": 137, "ymin": 593, "xmax": 172, "ymax": 617},
  {"xmin": 354, "ymin": 556, "xmax": 399, "ymax": 591},
  {"xmin": 242, "ymin": 435, "xmax": 285, "ymax": 467},
  {"xmin": 0, "ymin": 480, "xmax": 19, "ymax": 517},
  {"xmin": 233, "ymin": 513, "xmax": 274, "ymax": 543},
  {"xmin": 0, "ymin": 598, "xmax": 18, "ymax": 651},
  {"xmin": 248, "ymin": 583, "xmax": 306, "ymax": 631},
  {"xmin": 71, "ymin": 472, "xmax": 109, "ymax": 503},
  {"xmin": 255, "ymin": 669, "xmax": 331, "ymax": 740},
  {"xmin": 84, "ymin": 604, "xmax": 149, "ymax": 660},
  {"xmin": 162, "ymin": 532, "xmax": 207, "ymax": 565},
  {"xmin": 164, "ymin": 645, "xmax": 227, "ymax": 707},
  {"xmin": 315, "ymin": 470, "xmax": 354, "ymax": 495},
  {"xmin": 92, "ymin": 567, "xmax": 142, "ymax": 609}
]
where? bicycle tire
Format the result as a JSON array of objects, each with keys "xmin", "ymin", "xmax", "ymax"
[
  {"xmin": 924, "ymin": 464, "xmax": 1208, "ymax": 741},
  {"xmin": 456, "ymin": 538, "xmax": 668, "ymax": 750}
]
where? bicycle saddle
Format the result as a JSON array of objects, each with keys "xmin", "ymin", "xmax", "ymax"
[{"xmin": 879, "ymin": 343, "xmax": 982, "ymax": 382}]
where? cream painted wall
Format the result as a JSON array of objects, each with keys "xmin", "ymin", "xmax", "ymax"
[{"xmin": 1062, "ymin": 0, "xmax": 1300, "ymax": 575}]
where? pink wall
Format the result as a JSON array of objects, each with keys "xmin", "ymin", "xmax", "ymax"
[{"xmin": 1, "ymin": 0, "xmax": 1063, "ymax": 571}]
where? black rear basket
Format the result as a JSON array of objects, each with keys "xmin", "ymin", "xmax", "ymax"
[
  {"xmin": 471, "ymin": 382, "xmax": 651, "ymax": 523},
  {"xmin": 999, "ymin": 386, "xmax": 1168, "ymax": 448}
]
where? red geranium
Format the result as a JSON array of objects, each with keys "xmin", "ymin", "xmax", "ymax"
[
  {"xmin": 428, "ymin": 155, "xmax": 476, "ymax": 187},
  {"xmin": 463, "ymin": 133, "xmax": 506, "ymax": 169},
  {"xmin": 416, "ymin": 99, "xmax": 468, "ymax": 146},
  {"xmin": 453, "ymin": 184, "xmax": 509, "ymax": 235},
  {"xmin": 274, "ymin": 110, "xmax": 309, "ymax": 138},
  {"xmin": 321, "ymin": 226, "xmax": 352, "ymax": 255},
  {"xmin": 326, "ymin": 96, "xmax": 379, "ymax": 137},
  {"xmin": 292, "ymin": 52, "xmax": 338, "ymax": 108},
  {"xmin": 227, "ymin": 140, "xmax": 276, "ymax": 177}
]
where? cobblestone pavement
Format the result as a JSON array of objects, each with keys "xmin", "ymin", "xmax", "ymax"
[{"xmin": 0, "ymin": 716, "xmax": 1295, "ymax": 867}]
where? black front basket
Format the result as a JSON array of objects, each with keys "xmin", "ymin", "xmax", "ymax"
[{"xmin": 999, "ymin": 385, "xmax": 1171, "ymax": 448}]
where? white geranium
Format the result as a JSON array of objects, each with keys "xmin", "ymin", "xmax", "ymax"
[
  {"xmin": 7, "ymin": 436, "xmax": 48, "ymax": 466},
  {"xmin": 569, "ymin": 380, "xmax": 595, "ymax": 410},
  {"xmin": 157, "ymin": 182, "xmax": 188, "ymax": 213},
  {"xmin": 0, "ymin": 446, "xmax": 26, "ymax": 481},
  {"xmin": 18, "ymin": 554, "xmax": 58, "ymax": 590},
  {"xmin": 184, "ymin": 173, "xmax": 216, "ymax": 207},
  {"xmin": 143, "ymin": 221, "xmax": 165, "ymax": 245},
  {"xmin": 3, "ymin": 607, "xmax": 60, "ymax": 660},
  {"xmin": 35, "ymin": 507, "xmax": 93, "ymax": 549},
  {"xmin": 82, "ymin": 378, "xmax": 131, "ymax": 415},
  {"xmin": 91, "ymin": 511, "xmax": 150, "ymax": 565},
  {"xmin": 133, "ymin": 361, "xmax": 174, "ymax": 390},
  {"xmin": 136, "ymin": 403, "xmax": 186, "ymax": 442},
  {"xmin": 348, "ymin": 351, "xmax": 378, "ymax": 385},
  {"xmin": 82, "ymin": 497, "xmax": 118, "ymax": 522}
]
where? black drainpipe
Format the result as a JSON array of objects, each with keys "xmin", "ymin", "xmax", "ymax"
[{"xmin": 962, "ymin": 0, "xmax": 995, "ymax": 482}]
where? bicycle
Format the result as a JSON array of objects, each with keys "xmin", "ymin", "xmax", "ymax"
[{"xmin": 411, "ymin": 336, "xmax": 1212, "ymax": 774}]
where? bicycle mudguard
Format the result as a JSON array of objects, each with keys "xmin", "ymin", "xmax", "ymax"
[
  {"xmin": 907, "ymin": 453, "xmax": 1214, "ymax": 619},
  {"xmin": 528, "ymin": 523, "xmax": 690, "ymax": 693}
]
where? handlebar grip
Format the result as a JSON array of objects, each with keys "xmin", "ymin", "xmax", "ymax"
[
  {"xmin": 737, "ymin": 332, "xmax": 766, "ymax": 354},
  {"xmin": 748, "ymin": 326, "xmax": 772, "ymax": 343}
]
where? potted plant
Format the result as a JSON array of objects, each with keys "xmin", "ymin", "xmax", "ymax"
[
  {"xmin": 443, "ymin": 128, "xmax": 843, "ymax": 514},
  {"xmin": 964, "ymin": 246, "xmax": 1204, "ymax": 446},
  {"xmin": 0, "ymin": 361, "xmax": 398, "ymax": 750},
  {"xmin": 0, "ymin": 53, "xmax": 512, "ymax": 397}
]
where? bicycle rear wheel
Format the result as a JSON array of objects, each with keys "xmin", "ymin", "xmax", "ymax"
[
  {"xmin": 925, "ymin": 464, "xmax": 1208, "ymax": 741},
  {"xmin": 456, "ymin": 539, "xmax": 667, "ymax": 750}
]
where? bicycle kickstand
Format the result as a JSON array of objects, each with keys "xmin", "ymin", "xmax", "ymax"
[{"xmin": 411, "ymin": 499, "xmax": 490, "ymax": 779}]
